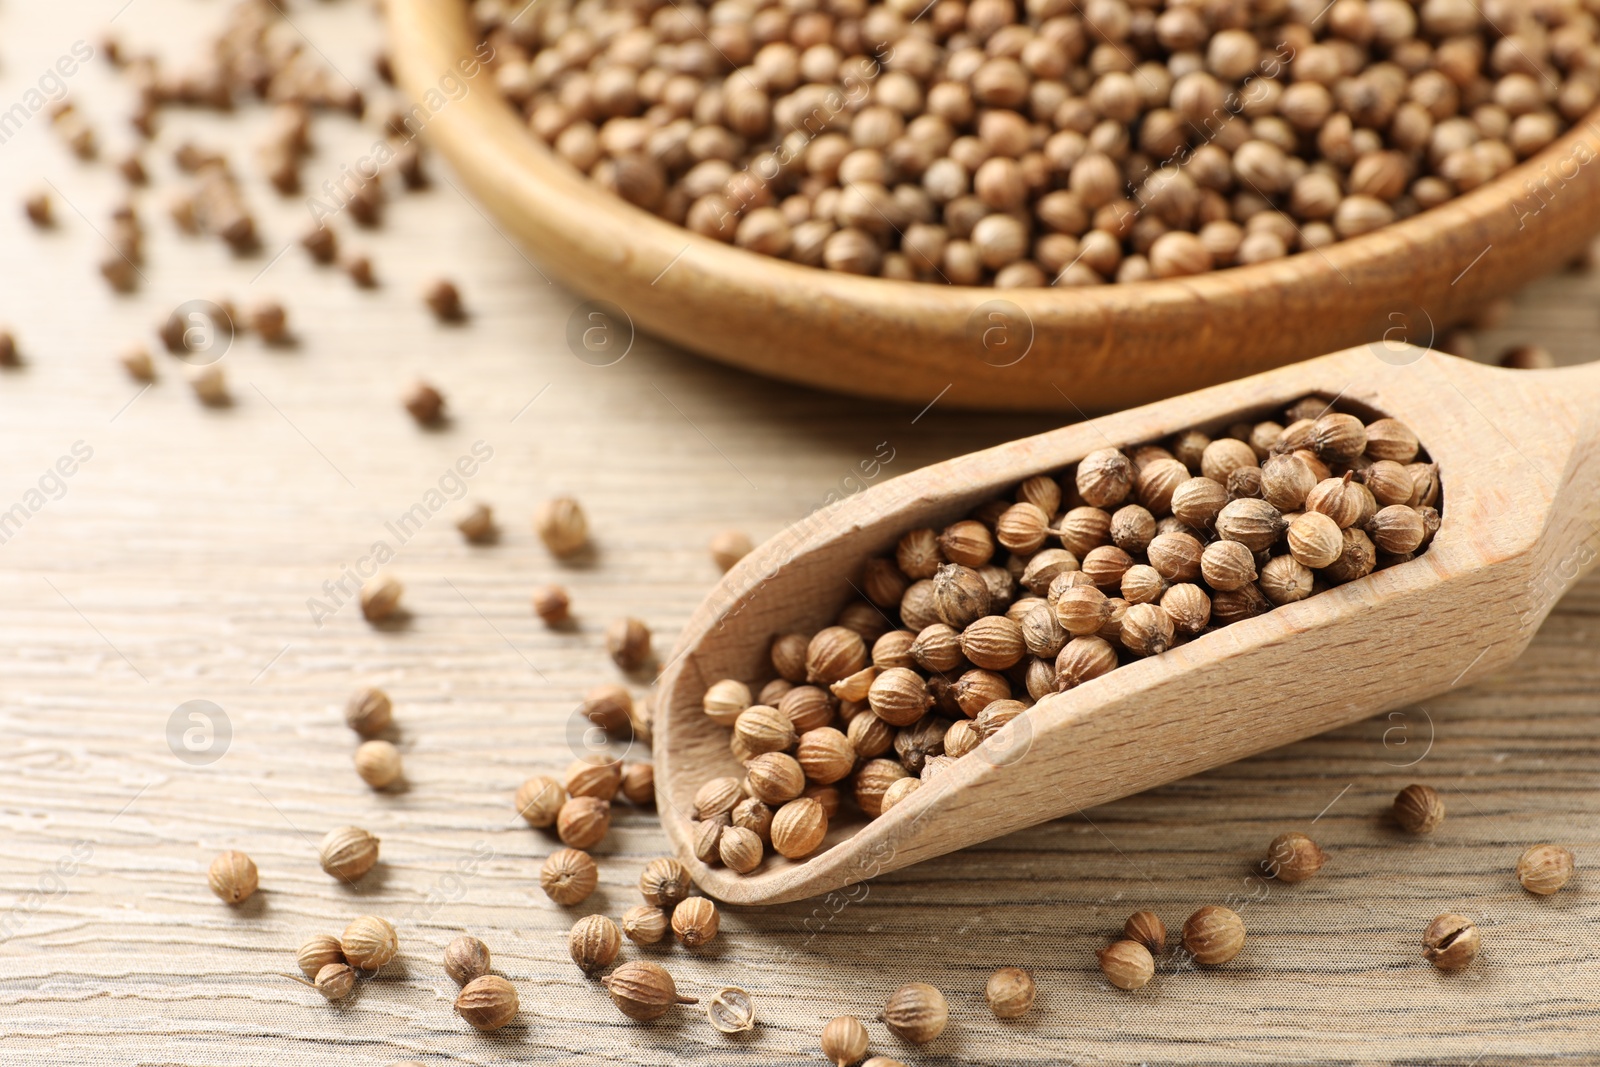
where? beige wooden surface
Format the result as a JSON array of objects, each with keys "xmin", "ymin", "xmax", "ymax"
[{"xmin": 0, "ymin": 2, "xmax": 1596, "ymax": 1065}]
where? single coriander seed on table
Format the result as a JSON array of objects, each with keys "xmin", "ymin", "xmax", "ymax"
[
  {"xmin": 556, "ymin": 796, "xmax": 611, "ymax": 849},
  {"xmin": 424, "ymin": 278, "xmax": 465, "ymax": 322},
  {"xmin": 354, "ymin": 739, "xmax": 403, "ymax": 789},
  {"xmin": 402, "ymin": 381, "xmax": 445, "ymax": 425},
  {"xmin": 359, "ymin": 574, "xmax": 402, "ymax": 622},
  {"xmin": 189, "ymin": 364, "xmax": 228, "ymax": 406},
  {"xmin": 343, "ymin": 686, "xmax": 392, "ymax": 736},
  {"xmin": 456, "ymin": 974, "xmax": 518, "ymax": 1031},
  {"xmin": 530, "ymin": 583, "xmax": 571, "ymax": 625},
  {"xmin": 985, "ymin": 967, "xmax": 1036, "ymax": 1018},
  {"xmin": 879, "ymin": 982, "xmax": 948, "ymax": 1044},
  {"xmin": 606, "ymin": 616, "xmax": 652, "ymax": 670},
  {"xmin": 1265, "ymin": 831, "xmax": 1327, "ymax": 883},
  {"xmin": 539, "ymin": 848, "xmax": 598, "ymax": 906},
  {"xmin": 1393, "ymin": 783, "xmax": 1445, "ymax": 833},
  {"xmin": 569, "ymin": 914, "xmax": 622, "ymax": 973},
  {"xmin": 672, "ymin": 897, "xmax": 720, "ymax": 948},
  {"xmin": 822, "ymin": 1014, "xmax": 870, "ymax": 1066},
  {"xmin": 514, "ymin": 775, "xmax": 566, "ymax": 828},
  {"xmin": 622, "ymin": 905, "xmax": 669, "ymax": 945},
  {"xmin": 1516, "ymin": 843, "xmax": 1576, "ymax": 895},
  {"xmin": 319, "ymin": 826, "xmax": 379, "ymax": 881},
  {"xmin": 1181, "ymin": 906, "xmax": 1245, "ymax": 965},
  {"xmin": 534, "ymin": 496, "xmax": 588, "ymax": 557},
  {"xmin": 207, "ymin": 850, "xmax": 258, "ymax": 904},
  {"xmin": 444, "ymin": 935, "xmax": 491, "ymax": 984},
  {"xmin": 1422, "ymin": 913, "xmax": 1480, "ymax": 970},
  {"xmin": 1097, "ymin": 940, "xmax": 1156, "ymax": 990},
  {"xmin": 1124, "ymin": 911, "xmax": 1166, "ymax": 955},
  {"xmin": 601, "ymin": 961, "xmax": 697, "ymax": 1021},
  {"xmin": 455, "ymin": 502, "xmax": 495, "ymax": 542},
  {"xmin": 341, "ymin": 915, "xmax": 398, "ymax": 970}
]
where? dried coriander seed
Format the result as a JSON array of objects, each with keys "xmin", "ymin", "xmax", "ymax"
[
  {"xmin": 1422, "ymin": 913, "xmax": 1480, "ymax": 970},
  {"xmin": 719, "ymin": 825, "xmax": 764, "ymax": 873},
  {"xmin": 424, "ymin": 278, "xmax": 465, "ymax": 322},
  {"xmin": 341, "ymin": 915, "xmax": 398, "ymax": 969},
  {"xmin": 120, "ymin": 345, "xmax": 154, "ymax": 381},
  {"xmin": 208, "ymin": 850, "xmax": 258, "ymax": 904},
  {"xmin": 707, "ymin": 986, "xmax": 756, "ymax": 1034},
  {"xmin": 622, "ymin": 904, "xmax": 669, "ymax": 944},
  {"xmin": 602, "ymin": 961, "xmax": 697, "ymax": 1020},
  {"xmin": 1393, "ymin": 784, "xmax": 1445, "ymax": 833},
  {"xmin": 1181, "ymin": 906, "xmax": 1245, "ymax": 965},
  {"xmin": 710, "ymin": 529, "xmax": 753, "ymax": 571},
  {"xmin": 189, "ymin": 364, "xmax": 228, "ymax": 406},
  {"xmin": 540, "ymin": 848, "xmax": 598, "ymax": 906},
  {"xmin": 606, "ymin": 616, "xmax": 652, "ymax": 670},
  {"xmin": 456, "ymin": 975, "xmax": 518, "ymax": 1030},
  {"xmin": 822, "ymin": 1015, "xmax": 870, "ymax": 1066},
  {"xmin": 296, "ymin": 935, "xmax": 344, "ymax": 980},
  {"xmin": 514, "ymin": 775, "xmax": 566, "ymax": 828},
  {"xmin": 310, "ymin": 962, "xmax": 356, "ymax": 1000},
  {"xmin": 1516, "ymin": 844, "xmax": 1576, "ymax": 895},
  {"xmin": 319, "ymin": 826, "xmax": 379, "ymax": 881},
  {"xmin": 344, "ymin": 686, "xmax": 392, "ymax": 736},
  {"xmin": 359, "ymin": 574, "xmax": 402, "ymax": 622},
  {"xmin": 556, "ymin": 796, "xmax": 611, "ymax": 849},
  {"xmin": 569, "ymin": 914, "xmax": 622, "ymax": 973},
  {"xmin": 1124, "ymin": 911, "xmax": 1166, "ymax": 955},
  {"xmin": 455, "ymin": 502, "xmax": 495, "ymax": 542},
  {"xmin": 879, "ymin": 982, "xmax": 948, "ymax": 1044},
  {"xmin": 1264, "ymin": 831, "xmax": 1327, "ymax": 883},
  {"xmin": 535, "ymin": 497, "xmax": 588, "ymax": 557},
  {"xmin": 985, "ymin": 967, "xmax": 1036, "ymax": 1018},
  {"xmin": 672, "ymin": 897, "xmax": 720, "ymax": 948},
  {"xmin": 771, "ymin": 796, "xmax": 827, "ymax": 858},
  {"xmin": 620, "ymin": 762, "xmax": 655, "ymax": 807},
  {"xmin": 444, "ymin": 935, "xmax": 491, "ymax": 984},
  {"xmin": 354, "ymin": 739, "xmax": 402, "ymax": 789},
  {"xmin": 1097, "ymin": 940, "xmax": 1155, "ymax": 990},
  {"xmin": 639, "ymin": 857, "xmax": 692, "ymax": 908},
  {"xmin": 531, "ymin": 583, "xmax": 571, "ymax": 625}
]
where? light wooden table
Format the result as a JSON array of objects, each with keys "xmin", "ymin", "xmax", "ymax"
[{"xmin": 1, "ymin": 2, "xmax": 1596, "ymax": 1064}]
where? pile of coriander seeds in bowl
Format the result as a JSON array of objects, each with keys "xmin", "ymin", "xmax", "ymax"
[
  {"xmin": 687, "ymin": 396, "xmax": 1441, "ymax": 876},
  {"xmin": 471, "ymin": 0, "xmax": 1599, "ymax": 286}
]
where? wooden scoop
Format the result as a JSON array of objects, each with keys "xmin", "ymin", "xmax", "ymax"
[{"xmin": 654, "ymin": 347, "xmax": 1600, "ymax": 906}]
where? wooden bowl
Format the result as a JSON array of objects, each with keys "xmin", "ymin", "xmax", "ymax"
[{"xmin": 387, "ymin": 0, "xmax": 1600, "ymax": 412}]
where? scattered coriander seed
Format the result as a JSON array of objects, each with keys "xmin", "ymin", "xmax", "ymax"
[
  {"xmin": 1393, "ymin": 784, "xmax": 1446, "ymax": 833},
  {"xmin": 359, "ymin": 574, "xmax": 403, "ymax": 622},
  {"xmin": 622, "ymin": 904, "xmax": 669, "ymax": 945},
  {"xmin": 578, "ymin": 687, "xmax": 634, "ymax": 737},
  {"xmin": 707, "ymin": 986, "xmax": 756, "ymax": 1034},
  {"xmin": 639, "ymin": 857, "xmax": 692, "ymax": 908},
  {"xmin": 456, "ymin": 502, "xmax": 495, "ymax": 542},
  {"xmin": 456, "ymin": 974, "xmax": 518, "ymax": 1030},
  {"xmin": 534, "ymin": 497, "xmax": 588, "ymax": 557},
  {"xmin": 120, "ymin": 345, "xmax": 155, "ymax": 381},
  {"xmin": 540, "ymin": 848, "xmax": 598, "ymax": 906},
  {"xmin": 985, "ymin": 967, "xmax": 1036, "ymax": 1018},
  {"xmin": 319, "ymin": 826, "xmax": 380, "ymax": 881},
  {"xmin": 300, "ymin": 225, "xmax": 336, "ymax": 264},
  {"xmin": 23, "ymin": 191, "xmax": 52, "ymax": 228},
  {"xmin": 526, "ymin": 582, "xmax": 572, "ymax": 627},
  {"xmin": 354, "ymin": 739, "xmax": 403, "ymax": 789},
  {"xmin": 1124, "ymin": 911, "xmax": 1166, "ymax": 956},
  {"xmin": 297, "ymin": 935, "xmax": 345, "ymax": 980},
  {"xmin": 188, "ymin": 363, "xmax": 228, "ymax": 406},
  {"xmin": 0, "ymin": 331, "xmax": 16, "ymax": 368},
  {"xmin": 569, "ymin": 914, "xmax": 622, "ymax": 974},
  {"xmin": 1516, "ymin": 844, "xmax": 1576, "ymax": 896},
  {"xmin": 1181, "ymin": 906, "xmax": 1245, "ymax": 965},
  {"xmin": 672, "ymin": 897, "xmax": 720, "ymax": 948},
  {"xmin": 710, "ymin": 529, "xmax": 754, "ymax": 571},
  {"xmin": 425, "ymin": 278, "xmax": 465, "ymax": 322},
  {"xmin": 1422, "ymin": 913, "xmax": 1480, "ymax": 970},
  {"xmin": 344, "ymin": 686, "xmax": 392, "ymax": 736},
  {"xmin": 444, "ymin": 935, "xmax": 491, "ymax": 985},
  {"xmin": 250, "ymin": 302, "xmax": 291, "ymax": 345},
  {"xmin": 515, "ymin": 775, "xmax": 566, "ymax": 828},
  {"xmin": 879, "ymin": 982, "xmax": 948, "ymax": 1044},
  {"xmin": 1265, "ymin": 831, "xmax": 1327, "ymax": 883},
  {"xmin": 402, "ymin": 381, "xmax": 444, "ymax": 425},
  {"xmin": 822, "ymin": 1014, "xmax": 870, "ymax": 1066},
  {"xmin": 208, "ymin": 850, "xmax": 258, "ymax": 904},
  {"xmin": 1097, "ymin": 940, "xmax": 1156, "ymax": 990},
  {"xmin": 601, "ymin": 961, "xmax": 697, "ymax": 1020},
  {"xmin": 341, "ymin": 915, "xmax": 398, "ymax": 970},
  {"xmin": 312, "ymin": 962, "xmax": 356, "ymax": 1000},
  {"xmin": 344, "ymin": 254, "xmax": 377, "ymax": 288},
  {"xmin": 606, "ymin": 616, "xmax": 652, "ymax": 670},
  {"xmin": 556, "ymin": 796, "xmax": 611, "ymax": 849},
  {"xmin": 620, "ymin": 762, "xmax": 655, "ymax": 807}
]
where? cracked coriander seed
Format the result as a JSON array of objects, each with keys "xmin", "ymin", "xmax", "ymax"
[
  {"xmin": 208, "ymin": 850, "xmax": 258, "ymax": 904},
  {"xmin": 1422, "ymin": 913, "xmax": 1480, "ymax": 970},
  {"xmin": 1265, "ymin": 831, "xmax": 1327, "ymax": 883},
  {"xmin": 985, "ymin": 967, "xmax": 1036, "ymax": 1018},
  {"xmin": 880, "ymin": 982, "xmax": 948, "ymax": 1044},
  {"xmin": 456, "ymin": 975, "xmax": 518, "ymax": 1030},
  {"xmin": 444, "ymin": 935, "xmax": 491, "ymax": 984},
  {"xmin": 602, "ymin": 961, "xmax": 698, "ymax": 1020},
  {"xmin": 823, "ymin": 1014, "xmax": 870, "ymax": 1066},
  {"xmin": 341, "ymin": 915, "xmax": 398, "ymax": 969},
  {"xmin": 534, "ymin": 496, "xmax": 588, "ymax": 557},
  {"xmin": 1393, "ymin": 784, "xmax": 1445, "ymax": 833},
  {"xmin": 622, "ymin": 905, "xmax": 669, "ymax": 944},
  {"xmin": 1097, "ymin": 940, "xmax": 1155, "ymax": 990},
  {"xmin": 1182, "ymin": 906, "xmax": 1245, "ymax": 965},
  {"xmin": 707, "ymin": 986, "xmax": 756, "ymax": 1034},
  {"xmin": 570, "ymin": 914, "xmax": 622, "ymax": 973},
  {"xmin": 1124, "ymin": 911, "xmax": 1166, "ymax": 955},
  {"xmin": 1516, "ymin": 844, "xmax": 1576, "ymax": 895},
  {"xmin": 319, "ymin": 826, "xmax": 380, "ymax": 881},
  {"xmin": 672, "ymin": 897, "xmax": 720, "ymax": 948},
  {"xmin": 540, "ymin": 847, "xmax": 598, "ymax": 906}
]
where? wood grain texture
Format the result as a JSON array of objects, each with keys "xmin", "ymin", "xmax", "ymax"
[
  {"xmin": 656, "ymin": 351, "xmax": 1600, "ymax": 905},
  {"xmin": 388, "ymin": 0, "xmax": 1600, "ymax": 413},
  {"xmin": 0, "ymin": 2, "xmax": 1596, "ymax": 1065}
]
